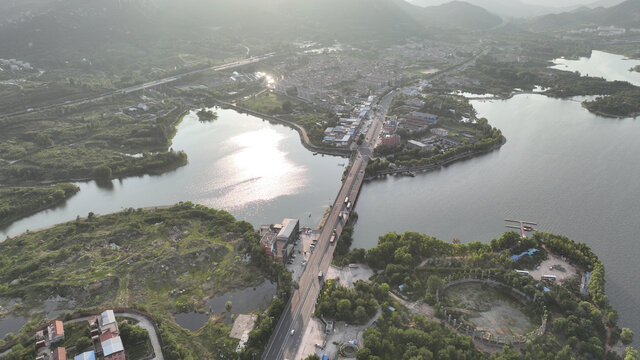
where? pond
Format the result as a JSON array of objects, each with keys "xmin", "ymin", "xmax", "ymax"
[{"xmin": 175, "ymin": 280, "xmax": 277, "ymax": 331}]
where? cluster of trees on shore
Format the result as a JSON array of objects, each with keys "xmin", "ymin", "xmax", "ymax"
[
  {"xmin": 367, "ymin": 117, "xmax": 503, "ymax": 175},
  {"xmin": 583, "ymin": 89, "xmax": 640, "ymax": 117},
  {"xmin": 0, "ymin": 183, "xmax": 79, "ymax": 227},
  {"xmin": 315, "ymin": 280, "xmax": 385, "ymax": 324},
  {"xmin": 341, "ymin": 230, "xmax": 637, "ymax": 360}
]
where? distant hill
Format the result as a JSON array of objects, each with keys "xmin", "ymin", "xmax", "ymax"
[
  {"xmin": 528, "ymin": 0, "xmax": 640, "ymax": 31},
  {"xmin": 406, "ymin": 0, "xmax": 555, "ymax": 18},
  {"xmin": 587, "ymin": 0, "xmax": 628, "ymax": 9},
  {"xmin": 399, "ymin": 1, "xmax": 503, "ymax": 30}
]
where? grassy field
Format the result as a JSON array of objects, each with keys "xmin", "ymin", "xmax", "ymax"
[
  {"xmin": 0, "ymin": 183, "xmax": 79, "ymax": 228},
  {"xmin": 0, "ymin": 203, "xmax": 288, "ymax": 359},
  {"xmin": 240, "ymin": 92, "xmax": 339, "ymax": 146},
  {"xmin": 0, "ymin": 92, "xmax": 192, "ymax": 227}
]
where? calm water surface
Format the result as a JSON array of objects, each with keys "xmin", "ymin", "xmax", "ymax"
[
  {"xmin": 175, "ymin": 281, "xmax": 276, "ymax": 331},
  {"xmin": 354, "ymin": 53, "xmax": 640, "ymax": 344},
  {"xmin": 551, "ymin": 50, "xmax": 640, "ymax": 86},
  {"xmin": 1, "ymin": 109, "xmax": 345, "ymax": 239}
]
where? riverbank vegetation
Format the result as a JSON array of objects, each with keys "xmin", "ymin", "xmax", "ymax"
[
  {"xmin": 315, "ymin": 279, "xmax": 385, "ymax": 324},
  {"xmin": 449, "ymin": 45, "xmax": 640, "ymax": 118},
  {"xmin": 0, "ymin": 93, "xmax": 191, "ymax": 226},
  {"xmin": 367, "ymin": 117, "xmax": 503, "ymax": 175},
  {"xmin": 239, "ymin": 91, "xmax": 340, "ymax": 147},
  {"xmin": 342, "ymin": 231, "xmax": 636, "ymax": 359},
  {"xmin": 0, "ymin": 183, "xmax": 79, "ymax": 227},
  {"xmin": 0, "ymin": 203, "xmax": 294, "ymax": 359},
  {"xmin": 583, "ymin": 89, "xmax": 640, "ymax": 117}
]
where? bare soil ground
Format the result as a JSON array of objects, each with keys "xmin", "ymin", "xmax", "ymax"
[
  {"xmin": 229, "ymin": 314, "xmax": 257, "ymax": 339},
  {"xmin": 445, "ymin": 283, "xmax": 533, "ymax": 337},
  {"xmin": 527, "ymin": 254, "xmax": 579, "ymax": 284},
  {"xmin": 326, "ymin": 264, "xmax": 374, "ymax": 288}
]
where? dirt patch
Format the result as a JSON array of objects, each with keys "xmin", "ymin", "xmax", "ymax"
[
  {"xmin": 390, "ymin": 293, "xmax": 436, "ymax": 321},
  {"xmin": 527, "ymin": 254, "xmax": 579, "ymax": 284},
  {"xmin": 230, "ymin": 314, "xmax": 257, "ymax": 339},
  {"xmin": 444, "ymin": 283, "xmax": 533, "ymax": 337},
  {"xmin": 326, "ymin": 264, "xmax": 374, "ymax": 288}
]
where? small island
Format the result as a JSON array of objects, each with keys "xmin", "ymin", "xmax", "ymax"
[
  {"xmin": 196, "ymin": 108, "xmax": 218, "ymax": 121},
  {"xmin": 630, "ymin": 65, "xmax": 640, "ymax": 73}
]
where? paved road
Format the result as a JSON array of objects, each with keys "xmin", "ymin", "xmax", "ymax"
[
  {"xmin": 1, "ymin": 53, "xmax": 274, "ymax": 118},
  {"xmin": 261, "ymin": 90, "xmax": 397, "ymax": 360}
]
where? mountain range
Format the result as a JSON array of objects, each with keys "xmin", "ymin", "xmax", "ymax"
[
  {"xmin": 527, "ymin": 0, "xmax": 640, "ymax": 31},
  {"xmin": 0, "ymin": 0, "xmax": 637, "ymax": 67},
  {"xmin": 406, "ymin": 0, "xmax": 628, "ymax": 18}
]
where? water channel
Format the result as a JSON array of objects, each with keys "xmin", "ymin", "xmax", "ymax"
[{"xmin": 353, "ymin": 51, "xmax": 640, "ymax": 345}]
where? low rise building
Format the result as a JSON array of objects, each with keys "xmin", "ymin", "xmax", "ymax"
[
  {"xmin": 381, "ymin": 134, "xmax": 401, "ymax": 148},
  {"xmin": 48, "ymin": 320, "xmax": 65, "ymax": 343},
  {"xmin": 260, "ymin": 219, "xmax": 299, "ymax": 262},
  {"xmin": 405, "ymin": 98, "xmax": 425, "ymax": 108},
  {"xmin": 73, "ymin": 351, "xmax": 96, "ymax": 360},
  {"xmin": 401, "ymin": 112, "xmax": 438, "ymax": 131},
  {"xmin": 430, "ymin": 128, "xmax": 449, "ymax": 136},
  {"xmin": 102, "ymin": 336, "xmax": 126, "ymax": 360},
  {"xmin": 407, "ymin": 140, "xmax": 429, "ymax": 150},
  {"xmin": 52, "ymin": 347, "xmax": 67, "ymax": 360}
]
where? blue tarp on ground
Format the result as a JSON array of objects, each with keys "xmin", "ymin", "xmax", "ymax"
[
  {"xmin": 582, "ymin": 271, "xmax": 591, "ymax": 294},
  {"xmin": 511, "ymin": 248, "xmax": 538, "ymax": 261}
]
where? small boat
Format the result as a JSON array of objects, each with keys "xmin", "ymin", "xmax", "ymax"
[
  {"xmin": 407, "ymin": 172, "xmax": 416, "ymax": 177},
  {"xmin": 313, "ymin": 152, "xmax": 318, "ymax": 156},
  {"xmin": 523, "ymin": 225, "xmax": 534, "ymax": 231}
]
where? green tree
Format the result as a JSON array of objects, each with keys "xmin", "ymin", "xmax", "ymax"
[
  {"xmin": 625, "ymin": 347, "xmax": 639, "ymax": 360},
  {"xmin": 356, "ymin": 347, "xmax": 372, "ymax": 360},
  {"xmin": 282, "ymin": 100, "xmax": 293, "ymax": 113},
  {"xmin": 303, "ymin": 355, "xmax": 320, "ymax": 360},
  {"xmin": 337, "ymin": 298, "xmax": 353, "ymax": 321},
  {"xmin": 93, "ymin": 165, "xmax": 112, "ymax": 179},
  {"xmin": 426, "ymin": 275, "xmax": 444, "ymax": 296},
  {"xmin": 621, "ymin": 328, "xmax": 634, "ymax": 345}
]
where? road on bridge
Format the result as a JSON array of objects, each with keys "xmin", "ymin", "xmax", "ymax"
[{"xmin": 261, "ymin": 89, "xmax": 397, "ymax": 360}]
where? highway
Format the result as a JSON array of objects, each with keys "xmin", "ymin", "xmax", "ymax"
[
  {"xmin": 261, "ymin": 90, "xmax": 397, "ymax": 360},
  {"xmin": 1, "ymin": 53, "xmax": 275, "ymax": 118}
]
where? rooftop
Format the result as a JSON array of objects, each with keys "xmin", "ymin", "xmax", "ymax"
[
  {"xmin": 101, "ymin": 310, "xmax": 116, "ymax": 326},
  {"xmin": 73, "ymin": 351, "xmax": 96, "ymax": 360},
  {"xmin": 277, "ymin": 219, "xmax": 298, "ymax": 241},
  {"xmin": 102, "ymin": 336, "xmax": 125, "ymax": 357}
]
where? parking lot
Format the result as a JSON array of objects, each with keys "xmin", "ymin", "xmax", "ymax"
[{"xmin": 285, "ymin": 228, "xmax": 320, "ymax": 282}]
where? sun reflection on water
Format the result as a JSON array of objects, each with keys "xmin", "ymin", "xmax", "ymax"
[{"xmin": 202, "ymin": 127, "xmax": 307, "ymax": 210}]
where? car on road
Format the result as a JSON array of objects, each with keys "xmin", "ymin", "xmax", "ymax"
[{"xmin": 290, "ymin": 329, "xmax": 295, "ymax": 336}]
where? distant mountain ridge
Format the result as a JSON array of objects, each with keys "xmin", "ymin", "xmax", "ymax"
[
  {"xmin": 528, "ymin": 0, "xmax": 640, "ymax": 31},
  {"xmin": 398, "ymin": 0, "xmax": 503, "ymax": 30},
  {"xmin": 407, "ymin": 0, "xmax": 628, "ymax": 18}
]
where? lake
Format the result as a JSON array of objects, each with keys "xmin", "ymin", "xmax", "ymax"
[
  {"xmin": 551, "ymin": 50, "xmax": 640, "ymax": 86},
  {"xmin": 353, "ymin": 52, "xmax": 640, "ymax": 345},
  {"xmin": 0, "ymin": 109, "xmax": 345, "ymax": 239}
]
